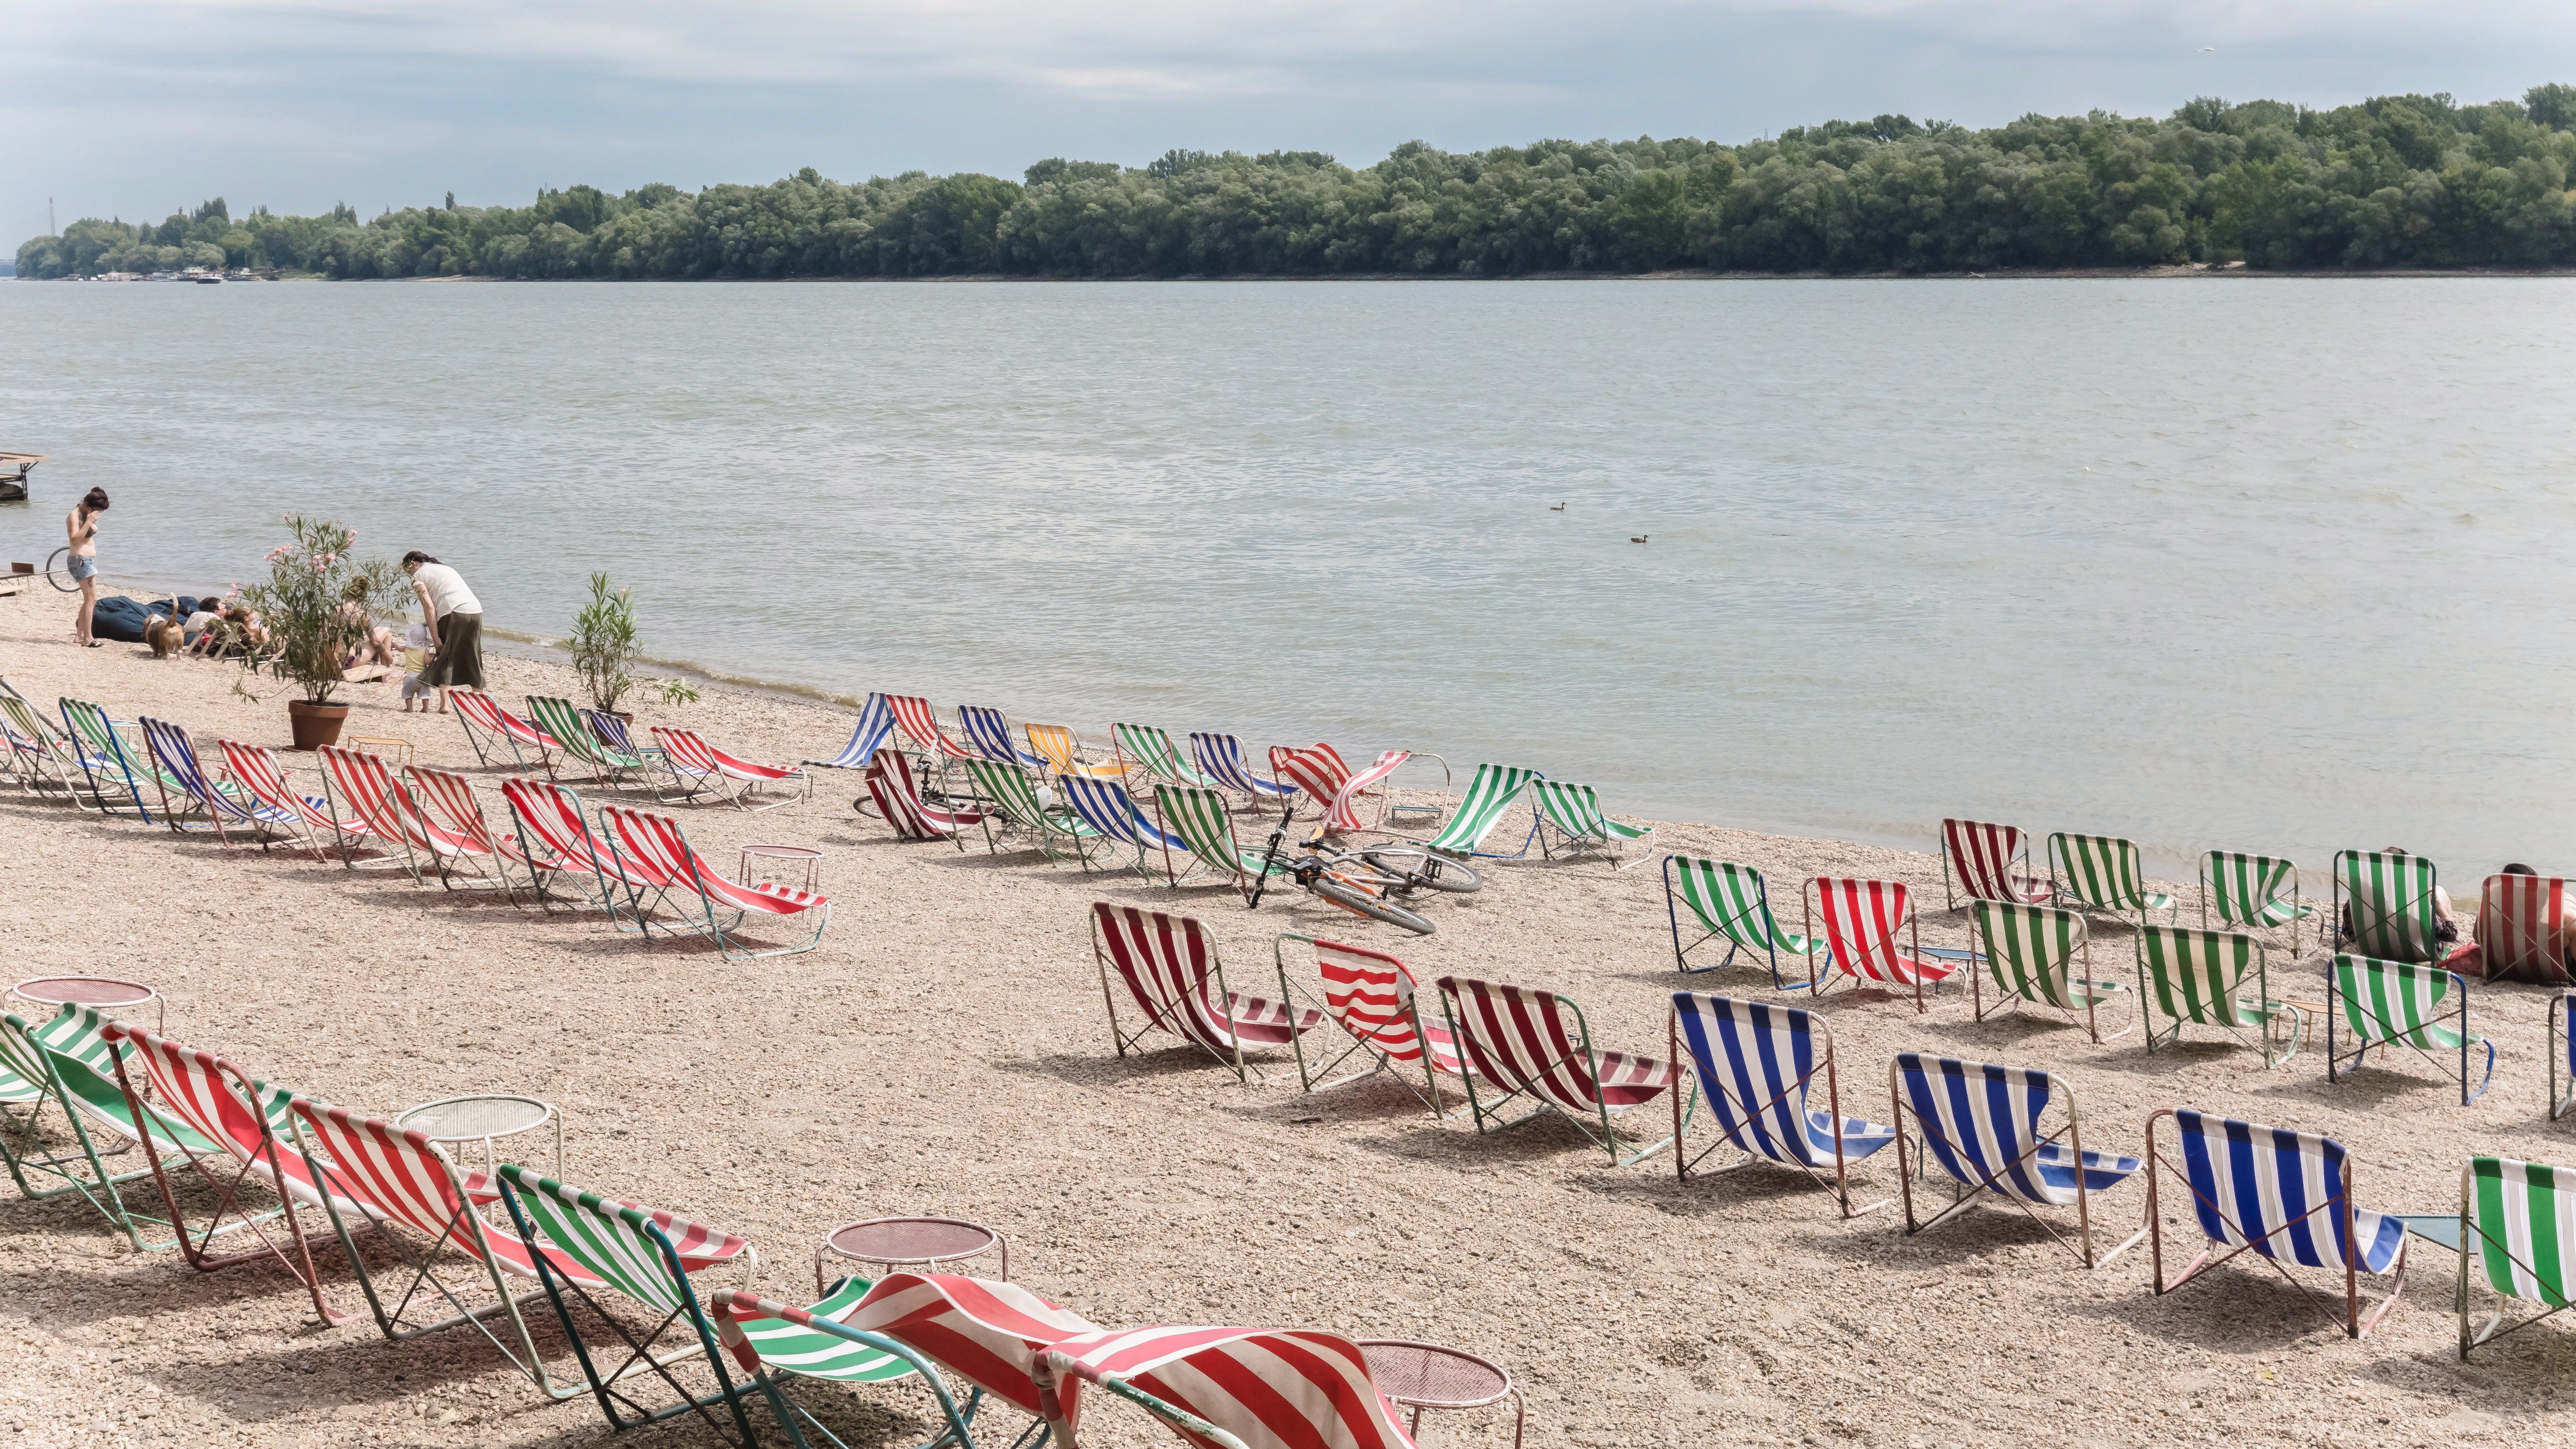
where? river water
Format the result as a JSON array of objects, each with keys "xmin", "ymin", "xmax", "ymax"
[{"xmin": 2, "ymin": 277, "xmax": 2569, "ymax": 874}]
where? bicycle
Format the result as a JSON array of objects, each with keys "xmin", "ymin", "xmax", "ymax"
[
  {"xmin": 1247, "ymin": 800, "xmax": 1481, "ymax": 935},
  {"xmin": 41, "ymin": 546, "xmax": 83, "ymax": 593}
]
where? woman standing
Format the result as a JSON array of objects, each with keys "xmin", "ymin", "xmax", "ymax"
[
  {"xmin": 403, "ymin": 550, "xmax": 484, "ymax": 712},
  {"xmin": 65, "ymin": 487, "xmax": 108, "ymax": 647}
]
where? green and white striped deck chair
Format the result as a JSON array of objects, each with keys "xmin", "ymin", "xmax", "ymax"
[
  {"xmin": 2458, "ymin": 1156, "xmax": 2576, "ymax": 1359},
  {"xmin": 2134, "ymin": 924, "xmax": 2301, "ymax": 1068},
  {"xmin": 2327, "ymin": 955, "xmax": 2493, "ymax": 1106},
  {"xmin": 1418, "ymin": 763, "xmax": 1544, "ymax": 861},
  {"xmin": 527, "ymin": 695, "xmax": 649, "ymax": 787},
  {"xmin": 0, "ymin": 1007, "xmax": 249, "ymax": 1251},
  {"xmin": 1971, "ymin": 901, "xmax": 2131, "ymax": 1043},
  {"xmin": 1662, "ymin": 857, "xmax": 1816, "ymax": 988},
  {"xmin": 1527, "ymin": 779, "xmax": 1654, "ymax": 870},
  {"xmin": 59, "ymin": 697, "xmax": 159, "ymax": 821},
  {"xmin": 2047, "ymin": 833, "xmax": 2177, "ymax": 924},
  {"xmin": 1111, "ymin": 723, "xmax": 1215, "ymax": 788},
  {"xmin": 2202, "ymin": 851, "xmax": 2316, "ymax": 955},
  {"xmin": 1151, "ymin": 784, "xmax": 1291, "ymax": 904},
  {"xmin": 961, "ymin": 758, "xmax": 1098, "ymax": 866},
  {"xmin": 2333, "ymin": 849, "xmax": 2444, "ymax": 965},
  {"xmin": 0, "ymin": 689, "xmax": 93, "ymax": 805}
]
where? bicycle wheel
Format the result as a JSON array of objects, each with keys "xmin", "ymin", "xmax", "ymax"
[
  {"xmin": 1357, "ymin": 847, "xmax": 1483, "ymax": 894},
  {"xmin": 45, "ymin": 547, "xmax": 78, "ymax": 593},
  {"xmin": 1311, "ymin": 877, "xmax": 1436, "ymax": 935}
]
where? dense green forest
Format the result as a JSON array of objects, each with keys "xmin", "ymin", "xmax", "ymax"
[{"xmin": 21, "ymin": 88, "xmax": 2576, "ymax": 279}]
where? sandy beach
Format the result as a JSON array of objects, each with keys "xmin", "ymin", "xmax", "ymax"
[{"xmin": 2, "ymin": 585, "xmax": 2571, "ymax": 1449}]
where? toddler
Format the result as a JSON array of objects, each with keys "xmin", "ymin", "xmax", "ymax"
[{"xmin": 400, "ymin": 621, "xmax": 438, "ymax": 712}]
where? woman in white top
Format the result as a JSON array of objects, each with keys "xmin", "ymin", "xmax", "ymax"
[{"xmin": 403, "ymin": 550, "xmax": 485, "ymax": 708}]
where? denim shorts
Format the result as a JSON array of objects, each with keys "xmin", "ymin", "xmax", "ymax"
[{"xmin": 67, "ymin": 555, "xmax": 96, "ymax": 582}]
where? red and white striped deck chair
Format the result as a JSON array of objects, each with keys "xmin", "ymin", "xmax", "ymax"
[
  {"xmin": 716, "ymin": 1272, "xmax": 1104, "ymax": 1427},
  {"xmin": 1274, "ymin": 933, "xmax": 1469, "ymax": 1117},
  {"xmin": 409, "ymin": 765, "xmax": 554, "ymax": 905},
  {"xmin": 1090, "ymin": 902, "xmax": 1320, "ymax": 1084},
  {"xmin": 286, "ymin": 1098, "xmax": 752, "ymax": 1400},
  {"xmin": 1032, "ymin": 1324, "xmax": 1419, "ymax": 1449},
  {"xmin": 1435, "ymin": 976, "xmax": 1694, "ymax": 1166},
  {"xmin": 648, "ymin": 726, "xmax": 812, "ymax": 813},
  {"xmin": 865, "ymin": 746, "xmax": 983, "ymax": 843},
  {"xmin": 1804, "ymin": 877, "xmax": 1971, "ymax": 1013},
  {"xmin": 1941, "ymin": 818, "xmax": 2053, "ymax": 910},
  {"xmin": 1271, "ymin": 744, "xmax": 1414, "ymax": 838},
  {"xmin": 887, "ymin": 694, "xmax": 974, "ymax": 786},
  {"xmin": 502, "ymin": 776, "xmax": 651, "ymax": 925},
  {"xmin": 317, "ymin": 743, "xmax": 485, "ymax": 885},
  {"xmin": 451, "ymin": 687, "xmax": 563, "ymax": 770},
  {"xmin": 2481, "ymin": 873, "xmax": 2574, "ymax": 986},
  {"xmin": 597, "ymin": 804, "xmax": 831, "ymax": 960},
  {"xmin": 216, "ymin": 738, "xmax": 371, "ymax": 863}
]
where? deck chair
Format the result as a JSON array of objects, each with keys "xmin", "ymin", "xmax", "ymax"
[
  {"xmin": 2481, "ymin": 873, "xmax": 2573, "ymax": 987},
  {"xmin": 865, "ymin": 747, "xmax": 984, "ymax": 843},
  {"xmin": 2333, "ymin": 849, "xmax": 2443, "ymax": 964},
  {"xmin": 2203, "ymin": 852, "xmax": 2316, "ymax": 955},
  {"xmin": 1270, "ymin": 743, "xmax": 1415, "ymax": 838},
  {"xmin": 2326, "ymin": 955, "xmax": 2492, "ymax": 1105},
  {"xmin": 1942, "ymin": 819, "xmax": 2053, "ymax": 909},
  {"xmin": 1890, "ymin": 1054, "xmax": 2144, "ymax": 1267},
  {"xmin": 1189, "ymin": 732, "xmax": 1296, "ymax": 804},
  {"xmin": 1057, "ymin": 773, "xmax": 1184, "ymax": 879},
  {"xmin": 1438, "ymin": 976, "xmax": 1693, "ymax": 1166},
  {"xmin": 1149, "ymin": 784, "xmax": 1292, "ymax": 903},
  {"xmin": 1417, "ymin": 763, "xmax": 1543, "ymax": 861},
  {"xmin": 317, "ymin": 743, "xmax": 487, "ymax": 884},
  {"xmin": 0, "ymin": 1006, "xmax": 188, "ymax": 1249},
  {"xmin": 1527, "ymin": 779, "xmax": 1654, "ymax": 870},
  {"xmin": 2135, "ymin": 924, "xmax": 2301, "ymax": 1068},
  {"xmin": 962, "ymin": 758, "xmax": 1095, "ymax": 863},
  {"xmin": 2457, "ymin": 1156, "xmax": 2576, "ymax": 1358},
  {"xmin": 1089, "ymin": 902, "xmax": 1320, "ymax": 1084},
  {"xmin": 597, "ymin": 805, "xmax": 831, "ymax": 960},
  {"xmin": 696, "ymin": 1282, "xmax": 985, "ymax": 1449},
  {"xmin": 959, "ymin": 704, "xmax": 1045, "ymax": 768},
  {"xmin": 1803, "ymin": 877, "xmax": 1970, "ymax": 1013},
  {"xmin": 1662, "ymin": 858, "xmax": 1816, "ymax": 987},
  {"xmin": 2555, "ymin": 994, "xmax": 2576, "ymax": 1122},
  {"xmin": 502, "ymin": 776, "xmax": 645, "ymax": 924},
  {"xmin": 1111, "ymin": 722, "xmax": 1215, "ymax": 788},
  {"xmin": 2047, "ymin": 832, "xmax": 2177, "ymax": 924},
  {"xmin": 803, "ymin": 692, "xmax": 897, "ymax": 773},
  {"xmin": 0, "ymin": 688, "xmax": 100, "ymax": 806},
  {"xmin": 529, "ymin": 694, "xmax": 648, "ymax": 786},
  {"xmin": 452, "ymin": 687, "xmax": 563, "ymax": 769},
  {"xmin": 1971, "ymin": 901, "xmax": 2132, "ymax": 1042},
  {"xmin": 1668, "ymin": 992, "xmax": 1896, "ymax": 1217},
  {"xmin": 58, "ymin": 697, "xmax": 152, "ymax": 821},
  {"xmin": 889, "ymin": 694, "xmax": 977, "ymax": 789},
  {"xmin": 650, "ymin": 727, "xmax": 811, "ymax": 812},
  {"xmin": 139, "ymin": 716, "xmax": 296, "ymax": 844},
  {"xmin": 409, "ymin": 765, "xmax": 549, "ymax": 905},
  {"xmin": 1027, "ymin": 1323, "xmax": 1418, "ymax": 1449},
  {"xmin": 1274, "ymin": 934, "xmax": 1466, "ymax": 1116},
  {"xmin": 1026, "ymin": 721, "xmax": 1123, "ymax": 780},
  {"xmin": 216, "ymin": 739, "xmax": 369, "ymax": 862},
  {"xmin": 2143, "ymin": 1109, "xmax": 2409, "ymax": 1338}
]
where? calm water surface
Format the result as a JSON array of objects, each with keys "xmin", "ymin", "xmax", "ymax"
[{"xmin": 1, "ymin": 278, "xmax": 2569, "ymax": 873}]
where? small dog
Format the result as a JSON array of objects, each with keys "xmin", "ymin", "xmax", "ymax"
[{"xmin": 143, "ymin": 616, "xmax": 182, "ymax": 658}]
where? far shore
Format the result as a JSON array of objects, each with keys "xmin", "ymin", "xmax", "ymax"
[{"xmin": 20, "ymin": 263, "xmax": 2576, "ymax": 285}]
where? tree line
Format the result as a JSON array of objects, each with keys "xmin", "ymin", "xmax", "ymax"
[{"xmin": 20, "ymin": 88, "xmax": 2576, "ymax": 280}]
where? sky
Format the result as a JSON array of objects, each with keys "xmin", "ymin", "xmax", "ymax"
[{"xmin": 6, "ymin": 0, "xmax": 2576, "ymax": 239}]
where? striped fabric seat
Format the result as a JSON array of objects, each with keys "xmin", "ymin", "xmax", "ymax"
[
  {"xmin": 1943, "ymin": 818, "xmax": 2052, "ymax": 908},
  {"xmin": 2203, "ymin": 851, "xmax": 2316, "ymax": 951},
  {"xmin": 2047, "ymin": 832, "xmax": 2176, "ymax": 920},
  {"xmin": 1150, "ymin": 784, "xmax": 1291, "ymax": 902},
  {"xmin": 408, "ymin": 765, "xmax": 556, "ymax": 905},
  {"xmin": 527, "ymin": 695, "xmax": 647, "ymax": 786},
  {"xmin": 2135, "ymin": 924, "xmax": 2299, "ymax": 1067},
  {"xmin": 2327, "ymin": 955, "xmax": 2492, "ymax": 1104},
  {"xmin": 889, "ymin": 695, "xmax": 976, "ymax": 777},
  {"xmin": 804, "ymin": 691, "xmax": 896, "ymax": 770},
  {"xmin": 1271, "ymin": 743, "xmax": 1412, "ymax": 836},
  {"xmin": 1892, "ymin": 1054, "xmax": 2142, "ymax": 1266},
  {"xmin": 2480, "ymin": 873, "xmax": 2572, "ymax": 986},
  {"xmin": 1663, "ymin": 857, "xmax": 1817, "ymax": 986},
  {"xmin": 699, "ymin": 1279, "xmax": 984, "ymax": 1447},
  {"xmin": 1971, "ymin": 900, "xmax": 2130, "ymax": 1042},
  {"xmin": 1090, "ymin": 903, "xmax": 1319, "ymax": 1081},
  {"xmin": 961, "ymin": 758, "xmax": 1094, "ymax": 863},
  {"xmin": 733, "ymin": 1272, "xmax": 1103, "ymax": 1422},
  {"xmin": 1111, "ymin": 722, "xmax": 1215, "ymax": 787},
  {"xmin": 0, "ymin": 689, "xmax": 96, "ymax": 805},
  {"xmin": 1275, "ymin": 933, "xmax": 1467, "ymax": 1114},
  {"xmin": 218, "ymin": 739, "xmax": 366, "ymax": 860},
  {"xmin": 1189, "ymin": 731, "xmax": 1296, "ymax": 801},
  {"xmin": 318, "ymin": 744, "xmax": 488, "ymax": 883},
  {"xmin": 138, "ymin": 715, "xmax": 291, "ymax": 840},
  {"xmin": 1438, "ymin": 976, "xmax": 1691, "ymax": 1165},
  {"xmin": 3, "ymin": 1006, "xmax": 219, "ymax": 1250},
  {"xmin": 864, "ymin": 746, "xmax": 983, "ymax": 842},
  {"xmin": 59, "ymin": 697, "xmax": 153, "ymax": 821},
  {"xmin": 1669, "ymin": 992, "xmax": 1896, "ymax": 1216},
  {"xmin": 1806, "ymin": 877, "xmax": 1963, "ymax": 1013},
  {"xmin": 1025, "ymin": 721, "xmax": 1123, "ymax": 779},
  {"xmin": 2460, "ymin": 1156, "xmax": 2576, "ymax": 1357},
  {"xmin": 649, "ymin": 726, "xmax": 809, "ymax": 812},
  {"xmin": 1057, "ymin": 773, "xmax": 1179, "ymax": 877},
  {"xmin": 2148, "ymin": 1110, "xmax": 2409, "ymax": 1337},
  {"xmin": 597, "ymin": 805, "xmax": 830, "ymax": 960},
  {"xmin": 1420, "ymin": 763, "xmax": 1542, "ymax": 861},
  {"xmin": 450, "ymin": 687, "xmax": 562, "ymax": 768},
  {"xmin": 1033, "ymin": 1323, "xmax": 1418, "ymax": 1449},
  {"xmin": 959, "ymin": 704, "xmax": 1045, "ymax": 767},
  {"xmin": 0, "ymin": 1004, "xmax": 111, "ymax": 1107},
  {"xmin": 1528, "ymin": 779, "xmax": 1653, "ymax": 870},
  {"xmin": 2333, "ymin": 849, "xmax": 2442, "ymax": 964}
]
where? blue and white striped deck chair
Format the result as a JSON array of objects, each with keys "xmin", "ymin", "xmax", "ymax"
[
  {"xmin": 1189, "ymin": 731, "xmax": 1296, "ymax": 804},
  {"xmin": 960, "ymin": 704, "xmax": 1044, "ymax": 767},
  {"xmin": 137, "ymin": 716, "xmax": 294, "ymax": 844},
  {"xmin": 1662, "ymin": 858, "xmax": 1816, "ymax": 987},
  {"xmin": 2146, "ymin": 1109, "xmax": 2412, "ymax": 1338},
  {"xmin": 1890, "ymin": 1055, "xmax": 2144, "ymax": 1268},
  {"xmin": 802, "ymin": 692, "xmax": 896, "ymax": 772},
  {"xmin": 1058, "ymin": 773, "xmax": 1192, "ymax": 881},
  {"xmin": 1668, "ymin": 992, "xmax": 1897, "ymax": 1218}
]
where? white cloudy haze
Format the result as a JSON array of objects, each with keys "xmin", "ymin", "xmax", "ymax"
[{"xmin": 6, "ymin": 0, "xmax": 2575, "ymax": 235}]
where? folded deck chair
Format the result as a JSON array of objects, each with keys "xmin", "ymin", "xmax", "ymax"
[
  {"xmin": 2457, "ymin": 1156, "xmax": 2576, "ymax": 1358},
  {"xmin": 1270, "ymin": 743, "xmax": 1413, "ymax": 838},
  {"xmin": 1111, "ymin": 722, "xmax": 1215, "ymax": 789},
  {"xmin": 452, "ymin": 687, "xmax": 563, "ymax": 769},
  {"xmin": 1026, "ymin": 721, "xmax": 1123, "ymax": 780},
  {"xmin": 865, "ymin": 746, "xmax": 984, "ymax": 843},
  {"xmin": 1089, "ymin": 902, "xmax": 1320, "ymax": 1083},
  {"xmin": 317, "ymin": 743, "xmax": 488, "ymax": 884},
  {"xmin": 0, "ymin": 1006, "xmax": 191, "ymax": 1249},
  {"xmin": 2134, "ymin": 925, "xmax": 2301, "ymax": 1068},
  {"xmin": 1890, "ymin": 1054, "xmax": 2144, "ymax": 1268},
  {"xmin": 2481, "ymin": 873, "xmax": 2573, "ymax": 987},
  {"xmin": 2333, "ymin": 848, "xmax": 2443, "ymax": 964},
  {"xmin": 1527, "ymin": 779, "xmax": 1654, "ymax": 870},
  {"xmin": 409, "ymin": 765, "xmax": 550, "ymax": 905},
  {"xmin": 57, "ymin": 697, "xmax": 152, "ymax": 821},
  {"xmin": 2203, "ymin": 851, "xmax": 2316, "ymax": 955},
  {"xmin": 1189, "ymin": 731, "xmax": 1296, "ymax": 804},
  {"xmin": 1662, "ymin": 857, "xmax": 1816, "ymax": 987},
  {"xmin": 2047, "ymin": 832, "xmax": 2177, "ymax": 924},
  {"xmin": 2326, "ymin": 955, "xmax": 2492, "ymax": 1105},
  {"xmin": 1668, "ymin": 992, "xmax": 1896, "ymax": 1216},
  {"xmin": 1942, "ymin": 818, "xmax": 2053, "ymax": 909},
  {"xmin": 959, "ymin": 704, "xmax": 1045, "ymax": 768},
  {"xmin": 216, "ymin": 739, "xmax": 368, "ymax": 862},
  {"xmin": 1970, "ymin": 901, "xmax": 2132, "ymax": 1043},
  {"xmin": 139, "ymin": 716, "xmax": 296, "ymax": 844},
  {"xmin": 2143, "ymin": 1109, "xmax": 2410, "ymax": 1338},
  {"xmin": 1417, "ymin": 763, "xmax": 1543, "ymax": 862},
  {"xmin": 1149, "ymin": 784, "xmax": 1292, "ymax": 903},
  {"xmin": 1275, "ymin": 933, "xmax": 1467, "ymax": 1116},
  {"xmin": 1803, "ymin": 877, "xmax": 1969, "ymax": 1013},
  {"xmin": 529, "ymin": 694, "xmax": 649, "ymax": 787},
  {"xmin": 803, "ymin": 691, "xmax": 897, "ymax": 773},
  {"xmin": 502, "ymin": 776, "xmax": 645, "ymax": 923},
  {"xmin": 962, "ymin": 758, "xmax": 1095, "ymax": 863},
  {"xmin": 1057, "ymin": 773, "xmax": 1183, "ymax": 879},
  {"xmin": 597, "ymin": 805, "xmax": 831, "ymax": 960},
  {"xmin": 649, "ymin": 727, "xmax": 811, "ymax": 812},
  {"xmin": 1438, "ymin": 976, "xmax": 1693, "ymax": 1166}
]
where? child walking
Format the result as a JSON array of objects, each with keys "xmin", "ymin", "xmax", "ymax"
[{"xmin": 401, "ymin": 620, "xmax": 439, "ymax": 712}]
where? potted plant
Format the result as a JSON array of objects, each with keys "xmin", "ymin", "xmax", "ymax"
[{"xmin": 238, "ymin": 515, "xmax": 405, "ymax": 749}]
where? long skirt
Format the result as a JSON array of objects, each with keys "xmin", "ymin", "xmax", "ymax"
[{"xmin": 424, "ymin": 610, "xmax": 486, "ymax": 689}]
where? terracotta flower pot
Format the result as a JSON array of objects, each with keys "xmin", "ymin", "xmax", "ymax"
[{"xmin": 286, "ymin": 699, "xmax": 350, "ymax": 751}]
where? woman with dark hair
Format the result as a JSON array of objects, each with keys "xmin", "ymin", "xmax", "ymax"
[
  {"xmin": 403, "ymin": 550, "xmax": 484, "ymax": 709},
  {"xmin": 65, "ymin": 486, "xmax": 108, "ymax": 647}
]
